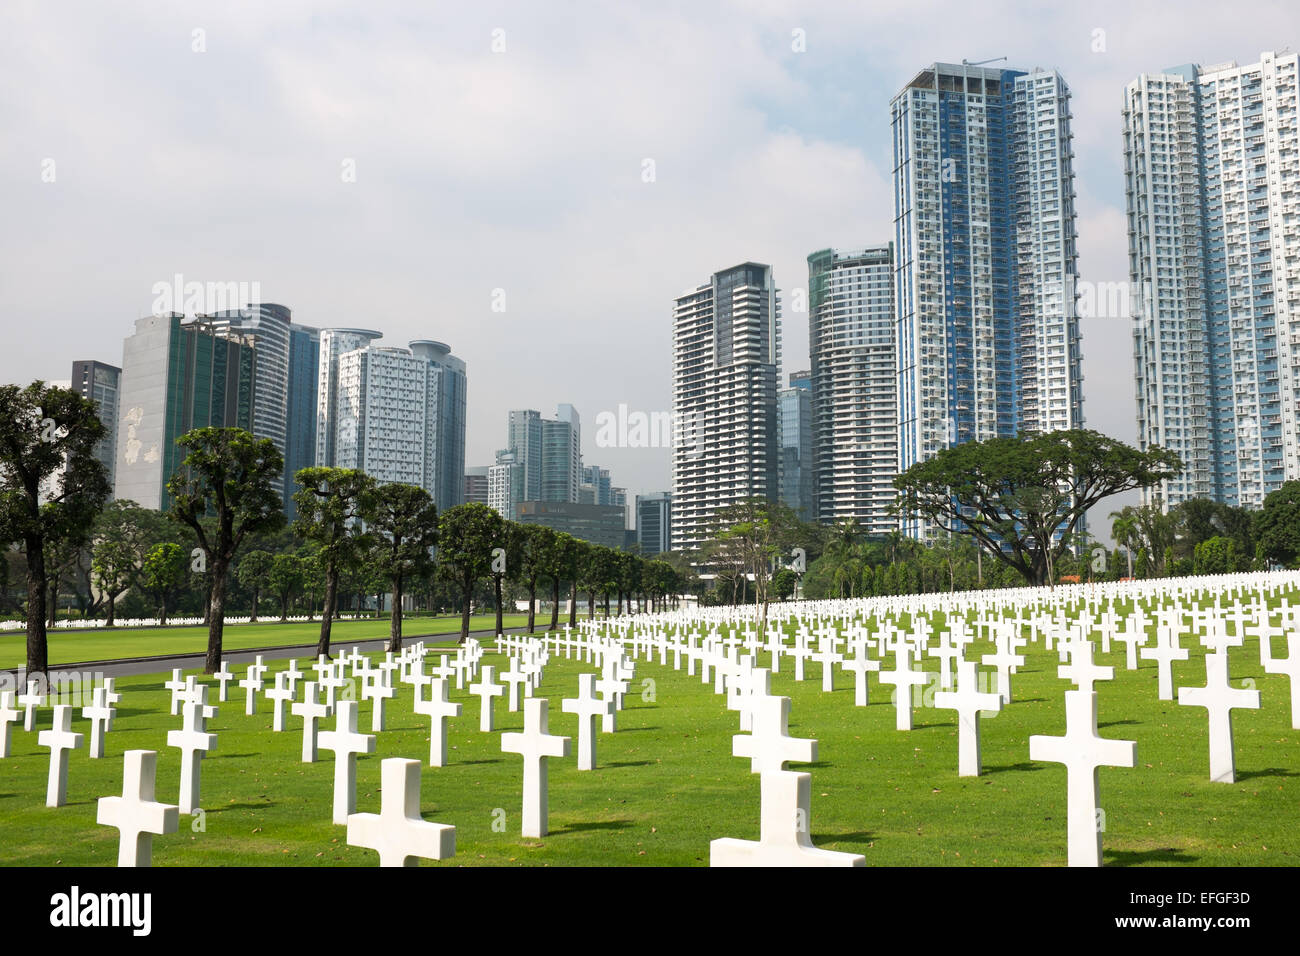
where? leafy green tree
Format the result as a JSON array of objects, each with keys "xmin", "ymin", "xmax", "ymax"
[
  {"xmin": 771, "ymin": 568, "xmax": 797, "ymax": 600},
  {"xmin": 894, "ymin": 429, "xmax": 1181, "ymax": 587},
  {"xmin": 1192, "ymin": 536, "xmax": 1239, "ymax": 575},
  {"xmin": 142, "ymin": 542, "xmax": 188, "ymax": 625},
  {"xmin": 489, "ymin": 520, "xmax": 523, "ymax": 636},
  {"xmin": 437, "ymin": 503, "xmax": 505, "ymax": 642},
  {"xmin": 167, "ymin": 427, "xmax": 286, "ymax": 673},
  {"xmin": 711, "ymin": 497, "xmax": 799, "ymax": 636},
  {"xmin": 1254, "ymin": 480, "xmax": 1300, "ymax": 567},
  {"xmin": 293, "ymin": 467, "xmax": 377, "ymax": 658},
  {"xmin": 236, "ymin": 550, "xmax": 274, "ymax": 622},
  {"xmin": 298, "ymin": 547, "xmax": 324, "ymax": 620},
  {"xmin": 516, "ymin": 524, "xmax": 558, "ymax": 634},
  {"xmin": 267, "ymin": 552, "xmax": 304, "ymax": 621},
  {"xmin": 90, "ymin": 500, "xmax": 155, "ymax": 627},
  {"xmin": 0, "ymin": 382, "xmax": 110, "ymax": 676},
  {"xmin": 367, "ymin": 482, "xmax": 438, "ymax": 652}
]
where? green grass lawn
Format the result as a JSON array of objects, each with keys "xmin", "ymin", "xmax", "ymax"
[
  {"xmin": 0, "ymin": 615, "xmax": 536, "ymax": 669},
  {"xmin": 0, "ymin": 601, "xmax": 1295, "ymax": 866}
]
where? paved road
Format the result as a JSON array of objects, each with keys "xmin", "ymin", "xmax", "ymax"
[{"xmin": 2, "ymin": 624, "xmax": 540, "ymax": 683}]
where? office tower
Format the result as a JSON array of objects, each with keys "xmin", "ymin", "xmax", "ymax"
[
  {"xmin": 208, "ymin": 304, "xmax": 292, "ymax": 458},
  {"xmin": 807, "ymin": 245, "xmax": 898, "ymax": 530},
  {"xmin": 464, "ymin": 466, "xmax": 490, "ymax": 505},
  {"xmin": 283, "ymin": 324, "xmax": 319, "ymax": 517},
  {"xmin": 114, "ymin": 314, "xmax": 256, "ymax": 509},
  {"xmin": 70, "ymin": 360, "xmax": 121, "ymax": 494},
  {"xmin": 542, "ymin": 404, "xmax": 582, "ymax": 503},
  {"xmin": 581, "ymin": 465, "xmax": 613, "ymax": 505},
  {"xmin": 324, "ymin": 339, "xmax": 467, "ymax": 507},
  {"xmin": 515, "ymin": 501, "xmax": 627, "ymax": 550},
  {"xmin": 670, "ymin": 262, "xmax": 780, "ymax": 552},
  {"xmin": 1125, "ymin": 52, "xmax": 1300, "ymax": 508},
  {"xmin": 777, "ymin": 369, "xmax": 814, "ymax": 521},
  {"xmin": 489, "ymin": 450, "xmax": 519, "ymax": 518},
  {"xmin": 507, "ymin": 410, "xmax": 543, "ymax": 503},
  {"xmin": 315, "ymin": 328, "xmax": 382, "ymax": 470},
  {"xmin": 891, "ymin": 63, "xmax": 1083, "ymax": 486},
  {"xmin": 636, "ymin": 492, "xmax": 672, "ymax": 555}
]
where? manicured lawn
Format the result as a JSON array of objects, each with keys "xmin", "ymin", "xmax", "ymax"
[
  {"xmin": 0, "ymin": 598, "xmax": 1295, "ymax": 866},
  {"xmin": 0, "ymin": 615, "xmax": 537, "ymax": 669}
]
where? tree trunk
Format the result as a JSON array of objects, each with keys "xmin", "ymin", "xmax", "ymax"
[
  {"xmin": 494, "ymin": 575, "xmax": 504, "ymax": 636},
  {"xmin": 459, "ymin": 575, "xmax": 472, "ymax": 644},
  {"xmin": 387, "ymin": 574, "xmax": 403, "ymax": 653},
  {"xmin": 568, "ymin": 580, "xmax": 577, "ymax": 628},
  {"xmin": 159, "ymin": 593, "xmax": 168, "ymax": 627},
  {"xmin": 527, "ymin": 579, "xmax": 537, "ymax": 634},
  {"xmin": 588, "ymin": 589, "xmax": 596, "ymax": 620},
  {"xmin": 249, "ymin": 584, "xmax": 260, "ymax": 623},
  {"xmin": 1126, "ymin": 548, "xmax": 1134, "ymax": 578},
  {"xmin": 603, "ymin": 590, "xmax": 610, "ymax": 619},
  {"xmin": 280, "ymin": 592, "xmax": 289, "ymax": 622},
  {"xmin": 316, "ymin": 565, "xmax": 338, "ymax": 659},
  {"xmin": 205, "ymin": 556, "xmax": 228, "ymax": 674},
  {"xmin": 105, "ymin": 591, "xmax": 117, "ymax": 628},
  {"xmin": 47, "ymin": 570, "xmax": 59, "ymax": 628},
  {"xmin": 25, "ymin": 534, "xmax": 49, "ymax": 679},
  {"xmin": 549, "ymin": 577, "xmax": 560, "ymax": 631}
]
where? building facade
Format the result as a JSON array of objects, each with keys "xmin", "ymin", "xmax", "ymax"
[
  {"xmin": 516, "ymin": 500, "xmax": 627, "ymax": 550},
  {"xmin": 283, "ymin": 324, "xmax": 320, "ymax": 517},
  {"xmin": 635, "ymin": 491, "xmax": 672, "ymax": 555},
  {"xmin": 778, "ymin": 370, "xmax": 814, "ymax": 521},
  {"xmin": 315, "ymin": 328, "xmax": 383, "ymax": 471},
  {"xmin": 1125, "ymin": 52, "xmax": 1300, "ymax": 508},
  {"xmin": 464, "ymin": 466, "xmax": 490, "ymax": 506},
  {"xmin": 71, "ymin": 360, "xmax": 121, "ymax": 495},
  {"xmin": 670, "ymin": 262, "xmax": 780, "ymax": 552},
  {"xmin": 808, "ymin": 245, "xmax": 898, "ymax": 531}
]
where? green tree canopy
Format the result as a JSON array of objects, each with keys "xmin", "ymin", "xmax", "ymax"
[{"xmin": 366, "ymin": 481, "xmax": 438, "ymax": 651}]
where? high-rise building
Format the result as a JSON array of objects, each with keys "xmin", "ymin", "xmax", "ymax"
[
  {"xmin": 208, "ymin": 304, "xmax": 292, "ymax": 457},
  {"xmin": 71, "ymin": 360, "xmax": 121, "ymax": 495},
  {"xmin": 321, "ymin": 337, "xmax": 467, "ymax": 508},
  {"xmin": 489, "ymin": 449, "xmax": 519, "ymax": 518},
  {"xmin": 1125, "ymin": 52, "xmax": 1300, "ymax": 508},
  {"xmin": 778, "ymin": 370, "xmax": 814, "ymax": 521},
  {"xmin": 506, "ymin": 410, "xmax": 543, "ymax": 504},
  {"xmin": 580, "ymin": 465, "xmax": 613, "ymax": 506},
  {"xmin": 516, "ymin": 501, "xmax": 627, "ymax": 550},
  {"xmin": 808, "ymin": 245, "xmax": 898, "ymax": 530},
  {"xmin": 891, "ymin": 63, "xmax": 1083, "ymax": 513},
  {"xmin": 315, "ymin": 328, "xmax": 382, "ymax": 470},
  {"xmin": 114, "ymin": 314, "xmax": 256, "ymax": 509},
  {"xmin": 636, "ymin": 492, "xmax": 672, "ymax": 555},
  {"xmin": 506, "ymin": 405, "xmax": 582, "ymax": 505},
  {"xmin": 284, "ymin": 323, "xmax": 319, "ymax": 517},
  {"xmin": 671, "ymin": 262, "xmax": 780, "ymax": 552},
  {"xmin": 464, "ymin": 466, "xmax": 490, "ymax": 506}
]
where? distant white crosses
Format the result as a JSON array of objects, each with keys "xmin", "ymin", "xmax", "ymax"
[
  {"xmin": 82, "ymin": 687, "xmax": 115, "ymax": 759},
  {"xmin": 710, "ymin": 695, "xmax": 863, "ymax": 867},
  {"xmin": 562, "ymin": 673, "xmax": 613, "ymax": 771},
  {"xmin": 595, "ymin": 661, "xmax": 628, "ymax": 733},
  {"xmin": 1178, "ymin": 650, "xmax": 1260, "ymax": 783},
  {"xmin": 18, "ymin": 680, "xmax": 44, "ymax": 732},
  {"xmin": 0, "ymin": 691, "xmax": 19, "ymax": 758},
  {"xmin": 878, "ymin": 644, "xmax": 927, "ymax": 730},
  {"xmin": 213, "ymin": 660, "xmax": 235, "ymax": 702},
  {"xmin": 102, "ymin": 678, "xmax": 122, "ymax": 731},
  {"xmin": 96, "ymin": 750, "xmax": 179, "ymax": 867},
  {"xmin": 932, "ymin": 633, "xmax": 961, "ymax": 690},
  {"xmin": 1140, "ymin": 628, "xmax": 1189, "ymax": 700},
  {"xmin": 361, "ymin": 670, "xmax": 396, "ymax": 733},
  {"xmin": 38, "ymin": 705, "xmax": 83, "ymax": 807},
  {"xmin": 414, "ymin": 677, "xmax": 460, "ymax": 768},
  {"xmin": 1263, "ymin": 632, "xmax": 1300, "ymax": 729},
  {"xmin": 981, "ymin": 633, "xmax": 1025, "ymax": 704},
  {"xmin": 1059, "ymin": 639, "xmax": 1114, "ymax": 695},
  {"xmin": 239, "ymin": 663, "xmax": 264, "ymax": 716},
  {"xmin": 168, "ymin": 699, "xmax": 217, "ymax": 814},
  {"xmin": 1115, "ymin": 623, "xmax": 1149, "ymax": 671},
  {"xmin": 346, "ymin": 758, "xmax": 455, "ymax": 866},
  {"xmin": 500, "ymin": 661, "xmax": 528, "ymax": 713},
  {"xmin": 468, "ymin": 666, "xmax": 505, "ymax": 733},
  {"xmin": 501, "ymin": 698, "xmax": 570, "ymax": 838},
  {"xmin": 1029, "ymin": 690, "xmax": 1136, "ymax": 867},
  {"xmin": 840, "ymin": 648, "xmax": 880, "ymax": 707},
  {"xmin": 164, "ymin": 669, "xmax": 187, "ymax": 716},
  {"xmin": 319, "ymin": 700, "xmax": 376, "ymax": 825},
  {"xmin": 933, "ymin": 661, "xmax": 1003, "ymax": 777},
  {"xmin": 292, "ymin": 681, "xmax": 331, "ymax": 763},
  {"xmin": 265, "ymin": 671, "xmax": 294, "ymax": 732}
]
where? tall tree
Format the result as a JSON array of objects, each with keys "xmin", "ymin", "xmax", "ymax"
[
  {"xmin": 711, "ymin": 497, "xmax": 799, "ymax": 637},
  {"xmin": 293, "ymin": 467, "xmax": 377, "ymax": 659},
  {"xmin": 893, "ymin": 429, "xmax": 1182, "ymax": 587},
  {"xmin": 367, "ymin": 481, "xmax": 438, "ymax": 652},
  {"xmin": 167, "ymin": 427, "xmax": 286, "ymax": 673},
  {"xmin": 436, "ymin": 503, "xmax": 504, "ymax": 643},
  {"xmin": 91, "ymin": 500, "xmax": 154, "ymax": 627},
  {"xmin": 141, "ymin": 542, "xmax": 188, "ymax": 625},
  {"xmin": 1254, "ymin": 480, "xmax": 1300, "ymax": 567},
  {"xmin": 236, "ymin": 550, "xmax": 274, "ymax": 622},
  {"xmin": 0, "ymin": 382, "xmax": 111, "ymax": 677},
  {"xmin": 267, "ymin": 552, "xmax": 304, "ymax": 621},
  {"xmin": 517, "ymin": 524, "xmax": 558, "ymax": 635}
]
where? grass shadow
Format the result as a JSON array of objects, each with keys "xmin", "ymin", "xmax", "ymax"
[
  {"xmin": 1235, "ymin": 767, "xmax": 1300, "ymax": 780},
  {"xmin": 813, "ymin": 830, "xmax": 876, "ymax": 846},
  {"xmin": 454, "ymin": 758, "xmax": 502, "ymax": 766},
  {"xmin": 1099, "ymin": 719, "xmax": 1141, "ymax": 728},
  {"xmin": 616, "ymin": 726, "xmax": 660, "ymax": 733},
  {"xmin": 604, "ymin": 760, "xmax": 652, "ymax": 769},
  {"xmin": 1106, "ymin": 847, "xmax": 1198, "ymax": 866},
  {"xmin": 983, "ymin": 762, "xmax": 1043, "ymax": 774},
  {"xmin": 214, "ymin": 801, "xmax": 279, "ymax": 812},
  {"xmin": 554, "ymin": 819, "xmax": 634, "ymax": 833}
]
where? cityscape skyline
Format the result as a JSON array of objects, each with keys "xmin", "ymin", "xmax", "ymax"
[{"xmin": 5, "ymin": 5, "xmax": 1300, "ymax": 540}]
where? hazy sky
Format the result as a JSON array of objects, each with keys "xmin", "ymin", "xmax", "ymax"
[{"xmin": 3, "ymin": 1, "xmax": 1298, "ymax": 540}]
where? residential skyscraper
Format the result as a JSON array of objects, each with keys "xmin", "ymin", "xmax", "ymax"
[
  {"xmin": 315, "ymin": 328, "xmax": 382, "ymax": 470},
  {"xmin": 489, "ymin": 449, "xmax": 519, "ymax": 518},
  {"xmin": 464, "ymin": 466, "xmax": 490, "ymax": 506},
  {"xmin": 506, "ymin": 410, "xmax": 543, "ymax": 503},
  {"xmin": 1125, "ymin": 52, "xmax": 1300, "ymax": 508},
  {"xmin": 778, "ymin": 370, "xmax": 814, "ymax": 521},
  {"xmin": 891, "ymin": 63, "xmax": 1083, "ymax": 503},
  {"xmin": 114, "ymin": 314, "xmax": 256, "ymax": 509},
  {"xmin": 71, "ymin": 360, "xmax": 121, "ymax": 495},
  {"xmin": 542, "ymin": 404, "xmax": 582, "ymax": 503},
  {"xmin": 636, "ymin": 492, "xmax": 672, "ymax": 555},
  {"xmin": 670, "ymin": 262, "xmax": 780, "ymax": 552},
  {"xmin": 808, "ymin": 245, "xmax": 899, "ymax": 530}
]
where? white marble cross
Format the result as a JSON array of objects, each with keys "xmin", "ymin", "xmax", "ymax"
[
  {"xmin": 319, "ymin": 700, "xmax": 377, "ymax": 825},
  {"xmin": 595, "ymin": 665, "xmax": 628, "ymax": 733},
  {"xmin": 96, "ymin": 750, "xmax": 179, "ymax": 867},
  {"xmin": 1262, "ymin": 631, "xmax": 1300, "ymax": 729},
  {"xmin": 981, "ymin": 633, "xmax": 1024, "ymax": 704},
  {"xmin": 1059, "ymin": 639, "xmax": 1114, "ymax": 695},
  {"xmin": 213, "ymin": 660, "xmax": 235, "ymax": 702},
  {"xmin": 18, "ymin": 680, "xmax": 44, "ymax": 732},
  {"xmin": 164, "ymin": 669, "xmax": 187, "ymax": 715},
  {"xmin": 265, "ymin": 671, "xmax": 295, "ymax": 732},
  {"xmin": 562, "ymin": 673, "xmax": 613, "ymax": 771},
  {"xmin": 840, "ymin": 649, "xmax": 881, "ymax": 707},
  {"xmin": 933, "ymin": 660, "xmax": 1003, "ymax": 776},
  {"xmin": 500, "ymin": 698, "xmax": 570, "ymax": 838},
  {"xmin": 291, "ymin": 681, "xmax": 331, "ymax": 763},
  {"xmin": 710, "ymin": 695, "xmax": 863, "ymax": 867},
  {"xmin": 812, "ymin": 640, "xmax": 842, "ymax": 693},
  {"xmin": 361, "ymin": 670, "xmax": 396, "ymax": 733},
  {"xmin": 239, "ymin": 664, "xmax": 264, "ymax": 716},
  {"xmin": 1029, "ymin": 689, "xmax": 1136, "ymax": 867},
  {"xmin": 167, "ymin": 700, "xmax": 217, "ymax": 814},
  {"xmin": 468, "ymin": 665, "xmax": 505, "ymax": 733},
  {"xmin": 82, "ymin": 686, "xmax": 115, "ymax": 759},
  {"xmin": 1140, "ymin": 628, "xmax": 1189, "ymax": 701},
  {"xmin": 878, "ymin": 645, "xmax": 928, "ymax": 730},
  {"xmin": 413, "ymin": 677, "xmax": 460, "ymax": 767},
  {"xmin": 1115, "ymin": 625, "xmax": 1148, "ymax": 671},
  {"xmin": 1178, "ymin": 650, "xmax": 1261, "ymax": 783},
  {"xmin": 933, "ymin": 633, "xmax": 961, "ymax": 690},
  {"xmin": 346, "ymin": 757, "xmax": 455, "ymax": 866},
  {"xmin": 500, "ymin": 661, "xmax": 528, "ymax": 713},
  {"xmin": 0, "ymin": 691, "xmax": 19, "ymax": 758},
  {"xmin": 283, "ymin": 659, "xmax": 304, "ymax": 697},
  {"xmin": 38, "ymin": 704, "xmax": 83, "ymax": 807},
  {"xmin": 101, "ymin": 677, "xmax": 122, "ymax": 732}
]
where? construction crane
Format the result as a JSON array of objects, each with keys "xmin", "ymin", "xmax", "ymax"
[{"xmin": 962, "ymin": 57, "xmax": 1007, "ymax": 67}]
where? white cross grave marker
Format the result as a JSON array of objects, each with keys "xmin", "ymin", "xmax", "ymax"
[
  {"xmin": 167, "ymin": 699, "xmax": 217, "ymax": 814},
  {"xmin": 38, "ymin": 704, "xmax": 83, "ymax": 807},
  {"xmin": 1140, "ymin": 628, "xmax": 1189, "ymax": 701},
  {"xmin": 19, "ymin": 680, "xmax": 44, "ymax": 732},
  {"xmin": 319, "ymin": 700, "xmax": 376, "ymax": 825},
  {"xmin": 266, "ymin": 671, "xmax": 295, "ymax": 732},
  {"xmin": 414, "ymin": 677, "xmax": 460, "ymax": 767},
  {"xmin": 468, "ymin": 665, "xmax": 505, "ymax": 733},
  {"xmin": 562, "ymin": 673, "xmax": 613, "ymax": 771},
  {"xmin": 933, "ymin": 660, "xmax": 1003, "ymax": 776},
  {"xmin": 1178, "ymin": 649, "xmax": 1261, "ymax": 783},
  {"xmin": 878, "ymin": 644, "xmax": 928, "ymax": 730},
  {"xmin": 500, "ymin": 697, "xmax": 570, "ymax": 838},
  {"xmin": 82, "ymin": 686, "xmax": 115, "ymax": 759},
  {"xmin": 291, "ymin": 681, "xmax": 331, "ymax": 763},
  {"xmin": 0, "ymin": 691, "xmax": 21, "ymax": 758},
  {"xmin": 346, "ymin": 757, "xmax": 455, "ymax": 866},
  {"xmin": 96, "ymin": 750, "xmax": 179, "ymax": 867}
]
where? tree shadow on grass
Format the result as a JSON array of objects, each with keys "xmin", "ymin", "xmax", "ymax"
[
  {"xmin": 555, "ymin": 819, "xmax": 634, "ymax": 834},
  {"xmin": 218, "ymin": 753, "xmax": 259, "ymax": 760},
  {"xmin": 1106, "ymin": 847, "xmax": 1197, "ymax": 866},
  {"xmin": 983, "ymin": 762, "xmax": 1044, "ymax": 774},
  {"xmin": 455, "ymin": 758, "xmax": 502, "ymax": 766},
  {"xmin": 1236, "ymin": 767, "xmax": 1300, "ymax": 780},
  {"xmin": 1098, "ymin": 719, "xmax": 1141, "ymax": 729},
  {"xmin": 213, "ymin": 801, "xmax": 279, "ymax": 812},
  {"xmin": 812, "ymin": 830, "xmax": 876, "ymax": 846},
  {"xmin": 604, "ymin": 761, "xmax": 652, "ymax": 769}
]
